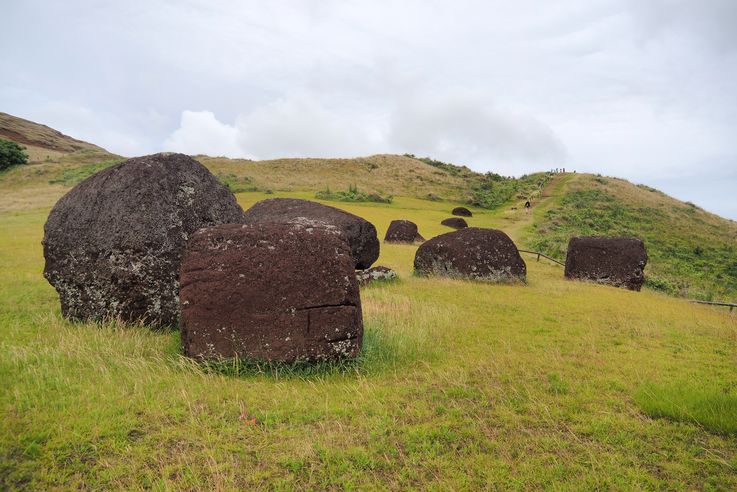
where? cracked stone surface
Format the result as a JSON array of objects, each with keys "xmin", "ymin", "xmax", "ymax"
[
  {"xmin": 441, "ymin": 217, "xmax": 468, "ymax": 229},
  {"xmin": 414, "ymin": 227, "xmax": 526, "ymax": 282},
  {"xmin": 242, "ymin": 198, "xmax": 379, "ymax": 270},
  {"xmin": 384, "ymin": 220, "xmax": 424, "ymax": 243},
  {"xmin": 180, "ymin": 222, "xmax": 363, "ymax": 362},
  {"xmin": 42, "ymin": 152, "xmax": 245, "ymax": 327},
  {"xmin": 452, "ymin": 207, "xmax": 473, "ymax": 217},
  {"xmin": 564, "ymin": 236, "xmax": 648, "ymax": 291}
]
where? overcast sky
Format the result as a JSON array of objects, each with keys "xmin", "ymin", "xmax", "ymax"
[{"xmin": 2, "ymin": 0, "xmax": 736, "ymax": 219}]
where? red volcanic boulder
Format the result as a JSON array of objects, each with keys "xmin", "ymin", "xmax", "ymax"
[
  {"xmin": 42, "ymin": 153, "xmax": 245, "ymax": 327},
  {"xmin": 564, "ymin": 236, "xmax": 648, "ymax": 291},
  {"xmin": 452, "ymin": 206, "xmax": 472, "ymax": 217},
  {"xmin": 414, "ymin": 228, "xmax": 526, "ymax": 282},
  {"xmin": 243, "ymin": 198, "xmax": 379, "ymax": 269},
  {"xmin": 384, "ymin": 220, "xmax": 424, "ymax": 243},
  {"xmin": 441, "ymin": 217, "xmax": 468, "ymax": 229},
  {"xmin": 180, "ymin": 223, "xmax": 363, "ymax": 362}
]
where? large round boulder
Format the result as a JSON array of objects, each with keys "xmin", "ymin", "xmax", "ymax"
[
  {"xmin": 384, "ymin": 219, "xmax": 424, "ymax": 243},
  {"xmin": 43, "ymin": 153, "xmax": 245, "ymax": 327},
  {"xmin": 414, "ymin": 227, "xmax": 526, "ymax": 282},
  {"xmin": 243, "ymin": 198, "xmax": 379, "ymax": 269},
  {"xmin": 564, "ymin": 236, "xmax": 648, "ymax": 291},
  {"xmin": 441, "ymin": 217, "xmax": 468, "ymax": 229},
  {"xmin": 452, "ymin": 206, "xmax": 472, "ymax": 217},
  {"xmin": 180, "ymin": 223, "xmax": 363, "ymax": 362}
]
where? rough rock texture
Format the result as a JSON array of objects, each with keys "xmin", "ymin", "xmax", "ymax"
[
  {"xmin": 43, "ymin": 153, "xmax": 245, "ymax": 327},
  {"xmin": 452, "ymin": 206, "xmax": 473, "ymax": 217},
  {"xmin": 242, "ymin": 198, "xmax": 379, "ymax": 269},
  {"xmin": 180, "ymin": 223, "xmax": 362, "ymax": 362},
  {"xmin": 356, "ymin": 266, "xmax": 398, "ymax": 286},
  {"xmin": 384, "ymin": 220, "xmax": 424, "ymax": 243},
  {"xmin": 441, "ymin": 217, "xmax": 468, "ymax": 229},
  {"xmin": 414, "ymin": 227, "xmax": 526, "ymax": 282},
  {"xmin": 564, "ymin": 236, "xmax": 648, "ymax": 291}
]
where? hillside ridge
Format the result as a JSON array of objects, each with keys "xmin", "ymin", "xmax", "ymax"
[{"xmin": 0, "ymin": 112, "xmax": 107, "ymax": 156}]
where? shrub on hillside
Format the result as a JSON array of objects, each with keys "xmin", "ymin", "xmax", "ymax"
[
  {"xmin": 48, "ymin": 159, "xmax": 123, "ymax": 186},
  {"xmin": 217, "ymin": 172, "xmax": 257, "ymax": 193},
  {"xmin": 0, "ymin": 138, "xmax": 28, "ymax": 171},
  {"xmin": 407, "ymin": 154, "xmax": 474, "ymax": 177},
  {"xmin": 316, "ymin": 184, "xmax": 393, "ymax": 204}
]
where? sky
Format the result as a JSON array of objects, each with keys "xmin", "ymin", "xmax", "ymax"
[{"xmin": 2, "ymin": 0, "xmax": 736, "ymax": 219}]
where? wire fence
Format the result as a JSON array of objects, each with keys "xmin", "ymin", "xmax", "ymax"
[
  {"xmin": 516, "ymin": 251, "xmax": 737, "ymax": 311},
  {"xmin": 691, "ymin": 300, "xmax": 737, "ymax": 312},
  {"xmin": 517, "ymin": 249, "xmax": 565, "ymax": 266}
]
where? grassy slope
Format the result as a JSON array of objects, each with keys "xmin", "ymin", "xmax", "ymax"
[
  {"xmin": 2, "ymin": 190, "xmax": 737, "ymax": 489},
  {"xmin": 198, "ymin": 154, "xmax": 475, "ymax": 201},
  {"xmin": 527, "ymin": 173, "xmax": 737, "ymax": 302},
  {"xmin": 0, "ymin": 112, "xmax": 110, "ymax": 163}
]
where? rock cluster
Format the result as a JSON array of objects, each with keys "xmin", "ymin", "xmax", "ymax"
[
  {"xmin": 414, "ymin": 228, "xmax": 526, "ymax": 282},
  {"xmin": 48, "ymin": 152, "xmax": 648, "ymax": 367},
  {"xmin": 384, "ymin": 220, "xmax": 424, "ymax": 243},
  {"xmin": 180, "ymin": 223, "xmax": 363, "ymax": 362},
  {"xmin": 43, "ymin": 153, "xmax": 245, "ymax": 327},
  {"xmin": 243, "ymin": 198, "xmax": 379, "ymax": 269},
  {"xmin": 356, "ymin": 266, "xmax": 398, "ymax": 286},
  {"xmin": 564, "ymin": 236, "xmax": 648, "ymax": 291}
]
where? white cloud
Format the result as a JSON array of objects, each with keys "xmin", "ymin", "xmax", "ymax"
[
  {"xmin": 235, "ymin": 95, "xmax": 377, "ymax": 159},
  {"xmin": 163, "ymin": 110, "xmax": 241, "ymax": 157},
  {"xmin": 164, "ymin": 93, "xmax": 565, "ymax": 173},
  {"xmin": 388, "ymin": 91, "xmax": 566, "ymax": 172}
]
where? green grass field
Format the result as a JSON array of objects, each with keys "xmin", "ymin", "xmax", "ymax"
[{"xmin": 2, "ymin": 185, "xmax": 737, "ymax": 490}]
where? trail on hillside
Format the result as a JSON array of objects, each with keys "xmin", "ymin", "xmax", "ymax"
[{"xmin": 493, "ymin": 172, "xmax": 577, "ymax": 246}]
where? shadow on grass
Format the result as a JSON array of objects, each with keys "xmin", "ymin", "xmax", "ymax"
[
  {"xmin": 174, "ymin": 316, "xmax": 439, "ymax": 380},
  {"xmin": 635, "ymin": 381, "xmax": 737, "ymax": 435}
]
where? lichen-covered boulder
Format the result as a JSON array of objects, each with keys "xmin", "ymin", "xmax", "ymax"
[
  {"xmin": 414, "ymin": 227, "xmax": 526, "ymax": 282},
  {"xmin": 243, "ymin": 198, "xmax": 379, "ymax": 269},
  {"xmin": 564, "ymin": 236, "xmax": 648, "ymax": 291},
  {"xmin": 441, "ymin": 217, "xmax": 468, "ymax": 229},
  {"xmin": 43, "ymin": 153, "xmax": 245, "ymax": 327},
  {"xmin": 356, "ymin": 266, "xmax": 398, "ymax": 286},
  {"xmin": 180, "ymin": 223, "xmax": 362, "ymax": 362},
  {"xmin": 384, "ymin": 220, "xmax": 424, "ymax": 243},
  {"xmin": 452, "ymin": 206, "xmax": 472, "ymax": 217}
]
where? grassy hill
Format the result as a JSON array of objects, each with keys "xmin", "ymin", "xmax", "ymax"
[
  {"xmin": 1, "ymin": 114, "xmax": 736, "ymax": 488},
  {"xmin": 199, "ymin": 154, "xmax": 471, "ymax": 200},
  {"xmin": 0, "ymin": 112, "xmax": 111, "ymax": 163},
  {"xmin": 526, "ymin": 173, "xmax": 737, "ymax": 302}
]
